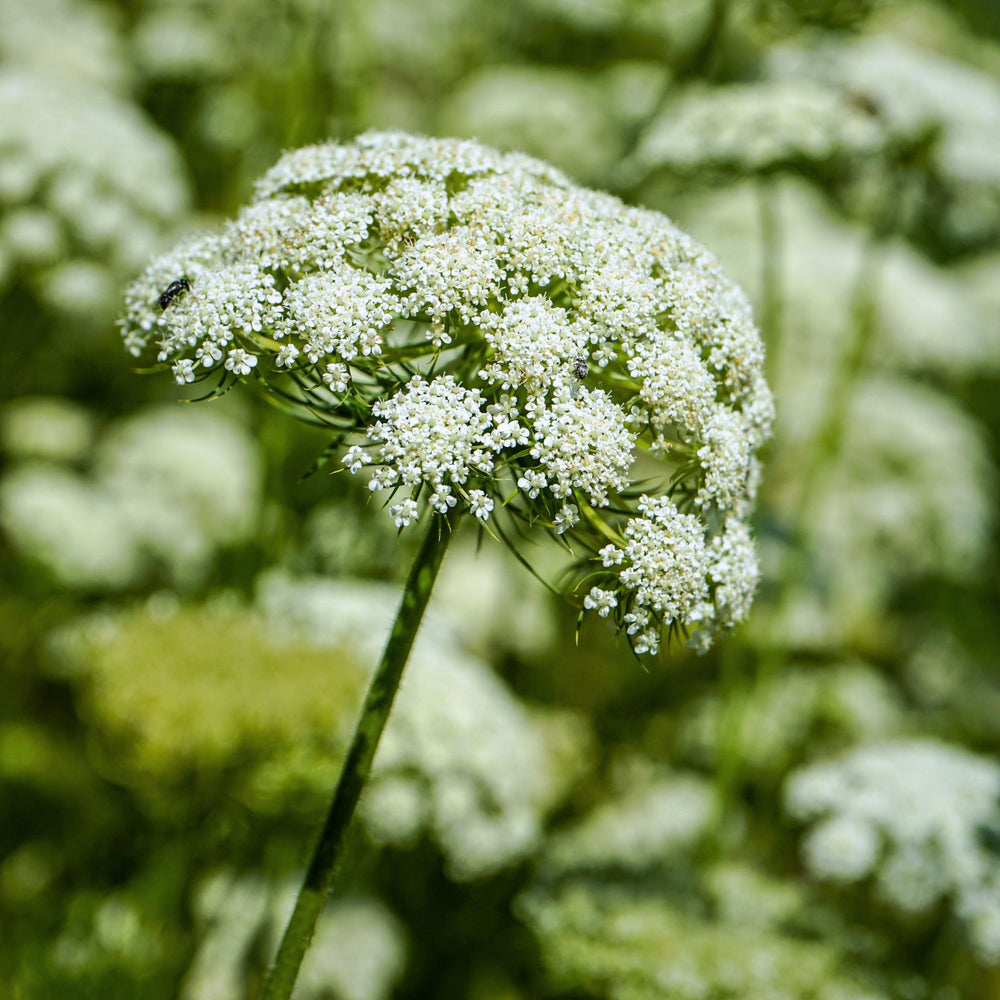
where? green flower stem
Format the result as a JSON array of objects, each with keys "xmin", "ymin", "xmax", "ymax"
[
  {"xmin": 260, "ymin": 512, "xmax": 454, "ymax": 1000},
  {"xmin": 759, "ymin": 230, "xmax": 885, "ymax": 669},
  {"xmin": 758, "ymin": 178, "xmax": 784, "ymax": 387},
  {"xmin": 787, "ymin": 232, "xmax": 883, "ymax": 557}
]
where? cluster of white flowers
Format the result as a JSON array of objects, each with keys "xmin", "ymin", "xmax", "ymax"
[
  {"xmin": 767, "ymin": 35, "xmax": 1000, "ymax": 250},
  {"xmin": 0, "ymin": 0, "xmax": 126, "ymax": 92},
  {"xmin": 786, "ymin": 739, "xmax": 1000, "ymax": 964},
  {"xmin": 593, "ymin": 498, "xmax": 760, "ymax": 654},
  {"xmin": 0, "ymin": 406, "xmax": 261, "ymax": 589},
  {"xmin": 365, "ymin": 376, "xmax": 504, "ymax": 518},
  {"xmin": 121, "ymin": 131, "xmax": 771, "ymax": 651},
  {"xmin": 0, "ymin": 69, "xmax": 189, "ymax": 316},
  {"xmin": 540, "ymin": 766, "xmax": 713, "ymax": 875},
  {"xmin": 623, "ymin": 79, "xmax": 887, "ymax": 186}
]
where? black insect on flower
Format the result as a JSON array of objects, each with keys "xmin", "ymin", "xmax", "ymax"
[
  {"xmin": 848, "ymin": 91, "xmax": 881, "ymax": 117},
  {"xmin": 158, "ymin": 277, "xmax": 191, "ymax": 311},
  {"xmin": 572, "ymin": 356, "xmax": 588, "ymax": 380}
]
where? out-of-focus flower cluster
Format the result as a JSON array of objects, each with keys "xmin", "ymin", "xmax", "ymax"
[
  {"xmin": 0, "ymin": 68, "xmax": 188, "ymax": 320},
  {"xmin": 53, "ymin": 571, "xmax": 590, "ymax": 879},
  {"xmin": 518, "ymin": 759, "xmax": 892, "ymax": 998},
  {"xmin": 6, "ymin": 0, "xmax": 1000, "ymax": 997},
  {"xmin": 259, "ymin": 573, "xmax": 590, "ymax": 879},
  {"xmin": 182, "ymin": 873, "xmax": 406, "ymax": 1000},
  {"xmin": 0, "ymin": 0, "xmax": 128, "ymax": 92},
  {"xmin": 786, "ymin": 740, "xmax": 1000, "ymax": 965},
  {"xmin": 519, "ymin": 880, "xmax": 890, "ymax": 1000},
  {"xmin": 120, "ymin": 130, "xmax": 772, "ymax": 654},
  {"xmin": 678, "ymin": 661, "xmax": 905, "ymax": 780},
  {"xmin": 0, "ymin": 405, "xmax": 261, "ymax": 589},
  {"xmin": 767, "ymin": 34, "xmax": 1000, "ymax": 253},
  {"xmin": 622, "ymin": 78, "xmax": 890, "ymax": 187}
]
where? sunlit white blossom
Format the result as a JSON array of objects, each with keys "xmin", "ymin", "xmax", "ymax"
[
  {"xmin": 225, "ymin": 348, "xmax": 258, "ymax": 376},
  {"xmin": 276, "ymin": 343, "xmax": 300, "ymax": 368},
  {"xmin": 388, "ymin": 499, "xmax": 419, "ymax": 528},
  {"xmin": 120, "ymin": 131, "xmax": 771, "ymax": 652},
  {"xmin": 583, "ymin": 587, "xmax": 617, "ymax": 617},
  {"xmin": 467, "ymin": 490, "xmax": 493, "ymax": 521}
]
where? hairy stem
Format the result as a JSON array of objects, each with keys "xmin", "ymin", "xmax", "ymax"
[{"xmin": 260, "ymin": 513, "xmax": 454, "ymax": 1000}]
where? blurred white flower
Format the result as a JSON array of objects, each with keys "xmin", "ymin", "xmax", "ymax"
[
  {"xmin": 672, "ymin": 179, "xmax": 1000, "ymax": 408},
  {"xmin": 767, "ymin": 34, "xmax": 1000, "ymax": 250},
  {"xmin": 95, "ymin": 407, "xmax": 263, "ymax": 586},
  {"xmin": 0, "ymin": 406, "xmax": 261, "ymax": 589},
  {"xmin": 0, "ymin": 0, "xmax": 128, "ymax": 92},
  {"xmin": 540, "ymin": 768, "xmax": 714, "ymax": 874},
  {"xmin": 786, "ymin": 739, "xmax": 1000, "ymax": 964},
  {"xmin": 0, "ymin": 464, "xmax": 145, "ymax": 588},
  {"xmin": 1, "ymin": 396, "xmax": 95, "ymax": 463},
  {"xmin": 0, "ymin": 69, "xmax": 189, "ymax": 317},
  {"xmin": 624, "ymin": 79, "xmax": 887, "ymax": 186},
  {"xmin": 518, "ymin": 872, "xmax": 891, "ymax": 1000},
  {"xmin": 437, "ymin": 65, "xmax": 623, "ymax": 184}
]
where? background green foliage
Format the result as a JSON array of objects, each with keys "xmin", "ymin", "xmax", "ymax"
[{"xmin": 2, "ymin": 1, "xmax": 999, "ymax": 998}]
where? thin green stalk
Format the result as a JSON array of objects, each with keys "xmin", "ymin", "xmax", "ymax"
[
  {"xmin": 260, "ymin": 513, "xmax": 454, "ymax": 1000},
  {"xmin": 789, "ymin": 234, "xmax": 882, "ymax": 538},
  {"xmin": 758, "ymin": 178, "xmax": 784, "ymax": 387},
  {"xmin": 758, "ymin": 231, "xmax": 885, "ymax": 676}
]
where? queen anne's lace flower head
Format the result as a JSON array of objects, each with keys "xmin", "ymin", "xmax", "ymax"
[
  {"xmin": 0, "ymin": 69, "xmax": 189, "ymax": 316},
  {"xmin": 622, "ymin": 79, "xmax": 888, "ymax": 189},
  {"xmin": 0, "ymin": 0, "xmax": 127, "ymax": 92},
  {"xmin": 120, "ymin": 131, "xmax": 772, "ymax": 654},
  {"xmin": 786, "ymin": 740, "xmax": 1000, "ymax": 965}
]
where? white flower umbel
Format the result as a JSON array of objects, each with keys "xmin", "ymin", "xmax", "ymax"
[
  {"xmin": 0, "ymin": 406, "xmax": 261, "ymax": 590},
  {"xmin": 0, "ymin": 69, "xmax": 189, "ymax": 317},
  {"xmin": 623, "ymin": 79, "xmax": 887, "ymax": 187},
  {"xmin": 121, "ymin": 132, "xmax": 771, "ymax": 654},
  {"xmin": 0, "ymin": 0, "xmax": 127, "ymax": 92},
  {"xmin": 786, "ymin": 739, "xmax": 1000, "ymax": 964},
  {"xmin": 767, "ymin": 35, "xmax": 1000, "ymax": 252}
]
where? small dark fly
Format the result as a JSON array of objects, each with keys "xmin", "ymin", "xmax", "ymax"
[
  {"xmin": 572, "ymin": 356, "xmax": 588, "ymax": 380},
  {"xmin": 848, "ymin": 92, "xmax": 881, "ymax": 117},
  {"xmin": 158, "ymin": 277, "xmax": 191, "ymax": 311}
]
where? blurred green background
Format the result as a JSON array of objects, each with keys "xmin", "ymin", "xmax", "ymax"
[{"xmin": 2, "ymin": 0, "xmax": 1000, "ymax": 998}]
